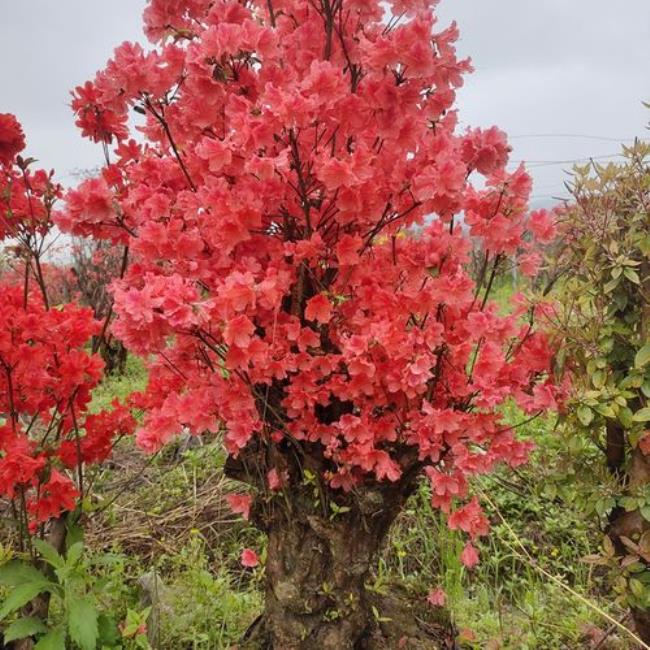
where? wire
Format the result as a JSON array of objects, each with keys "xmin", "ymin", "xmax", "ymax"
[
  {"xmin": 510, "ymin": 133, "xmax": 636, "ymax": 143},
  {"xmin": 509, "ymin": 153, "xmax": 624, "ymax": 167}
]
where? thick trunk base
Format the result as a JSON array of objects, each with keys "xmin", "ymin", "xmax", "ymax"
[
  {"xmin": 225, "ymin": 442, "xmax": 450, "ymax": 648},
  {"xmin": 237, "ymin": 482, "xmax": 455, "ymax": 650},
  {"xmin": 241, "ymin": 585, "xmax": 455, "ymax": 650}
]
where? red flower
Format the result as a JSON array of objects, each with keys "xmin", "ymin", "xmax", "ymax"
[
  {"xmin": 448, "ymin": 498, "xmax": 489, "ymax": 539},
  {"xmin": 27, "ymin": 470, "xmax": 79, "ymax": 527},
  {"xmin": 336, "ymin": 235, "xmax": 363, "ymax": 266},
  {"xmin": 426, "ymin": 587, "xmax": 447, "ymax": 607},
  {"xmin": 460, "ymin": 542, "xmax": 480, "ymax": 569},
  {"xmin": 226, "ymin": 493, "xmax": 253, "ymax": 520},
  {"xmin": 267, "ymin": 468, "xmax": 288, "ymax": 491},
  {"xmin": 305, "ymin": 294, "xmax": 332, "ymax": 324},
  {"xmin": 0, "ymin": 439, "xmax": 46, "ymax": 499},
  {"xmin": 241, "ymin": 548, "xmax": 260, "ymax": 568},
  {"xmin": 529, "ymin": 209, "xmax": 557, "ymax": 243},
  {"xmin": 0, "ymin": 113, "xmax": 26, "ymax": 165},
  {"xmin": 224, "ymin": 315, "xmax": 256, "ymax": 348}
]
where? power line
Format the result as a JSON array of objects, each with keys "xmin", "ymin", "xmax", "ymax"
[
  {"xmin": 509, "ymin": 153, "xmax": 624, "ymax": 167},
  {"xmin": 509, "ymin": 133, "xmax": 636, "ymax": 143}
]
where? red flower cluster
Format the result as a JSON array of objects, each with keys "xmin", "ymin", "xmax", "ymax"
[
  {"xmin": 0, "ymin": 283, "xmax": 137, "ymax": 530},
  {"xmin": 0, "ymin": 115, "xmax": 136, "ymax": 532},
  {"xmin": 0, "ymin": 151, "xmax": 60, "ymax": 242},
  {"xmin": 59, "ymin": 0, "xmax": 561, "ymax": 545}
]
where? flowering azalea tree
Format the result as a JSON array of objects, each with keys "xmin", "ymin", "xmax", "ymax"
[
  {"xmin": 60, "ymin": 1, "xmax": 561, "ymax": 646},
  {"xmin": 0, "ymin": 114, "xmax": 136, "ymax": 649}
]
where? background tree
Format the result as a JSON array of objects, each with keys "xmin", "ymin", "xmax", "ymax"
[
  {"xmin": 59, "ymin": 1, "xmax": 561, "ymax": 647},
  {"xmin": 547, "ymin": 137, "xmax": 650, "ymax": 641},
  {"xmin": 70, "ymin": 238, "xmax": 129, "ymax": 375}
]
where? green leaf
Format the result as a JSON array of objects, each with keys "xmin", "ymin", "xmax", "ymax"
[
  {"xmin": 603, "ymin": 535, "xmax": 615, "ymax": 557},
  {"xmin": 0, "ymin": 581, "xmax": 51, "ymax": 620},
  {"xmin": 641, "ymin": 506, "xmax": 650, "ymax": 522},
  {"xmin": 97, "ymin": 614, "xmax": 121, "ymax": 646},
  {"xmin": 620, "ymin": 496, "xmax": 639, "ymax": 512},
  {"xmin": 592, "ymin": 370, "xmax": 606, "ymax": 389},
  {"xmin": 135, "ymin": 635, "xmax": 152, "ymax": 649},
  {"xmin": 577, "ymin": 406, "xmax": 594, "ymax": 426},
  {"xmin": 619, "ymin": 407, "xmax": 635, "ymax": 428},
  {"xmin": 604, "ymin": 277, "xmax": 620, "ymax": 293},
  {"xmin": 32, "ymin": 539, "xmax": 64, "ymax": 570},
  {"xmin": 633, "ymin": 408, "xmax": 650, "ymax": 423},
  {"xmin": 636, "ymin": 343, "xmax": 650, "ymax": 369},
  {"xmin": 630, "ymin": 578, "xmax": 646, "ymax": 598},
  {"xmin": 624, "ymin": 268, "xmax": 640, "ymax": 284},
  {"xmin": 3, "ymin": 617, "xmax": 48, "ymax": 643},
  {"xmin": 34, "ymin": 627, "xmax": 66, "ymax": 650},
  {"xmin": 0, "ymin": 560, "xmax": 47, "ymax": 587},
  {"xmin": 65, "ymin": 520, "xmax": 84, "ymax": 551},
  {"xmin": 64, "ymin": 542, "xmax": 84, "ymax": 569},
  {"xmin": 67, "ymin": 597, "xmax": 98, "ymax": 650},
  {"xmin": 544, "ymin": 483, "xmax": 558, "ymax": 501},
  {"xmin": 595, "ymin": 403, "xmax": 616, "ymax": 418}
]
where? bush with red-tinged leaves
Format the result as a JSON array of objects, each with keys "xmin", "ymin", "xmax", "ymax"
[
  {"xmin": 0, "ymin": 114, "xmax": 136, "ymax": 535},
  {"xmin": 58, "ymin": 0, "xmax": 562, "ymax": 638}
]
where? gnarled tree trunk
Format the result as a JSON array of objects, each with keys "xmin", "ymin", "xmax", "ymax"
[
  {"xmin": 262, "ymin": 490, "xmax": 400, "ymax": 648},
  {"xmin": 229, "ymin": 453, "xmax": 453, "ymax": 649}
]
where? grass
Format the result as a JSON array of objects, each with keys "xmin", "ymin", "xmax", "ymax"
[
  {"xmin": 154, "ymin": 533, "xmax": 262, "ymax": 648},
  {"xmin": 89, "ymin": 354, "xmax": 148, "ymax": 413},
  {"xmin": 84, "ymin": 363, "xmax": 264, "ymax": 648}
]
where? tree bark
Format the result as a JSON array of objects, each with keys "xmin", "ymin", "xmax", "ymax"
[
  {"xmin": 99, "ymin": 338, "xmax": 128, "ymax": 375},
  {"xmin": 233, "ymin": 466, "xmax": 452, "ymax": 649},
  {"xmin": 263, "ymin": 511, "xmax": 384, "ymax": 647},
  {"xmin": 605, "ymin": 420, "xmax": 626, "ymax": 478}
]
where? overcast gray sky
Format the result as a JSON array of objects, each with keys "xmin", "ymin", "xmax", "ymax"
[{"xmin": 1, "ymin": 0, "xmax": 649, "ymax": 207}]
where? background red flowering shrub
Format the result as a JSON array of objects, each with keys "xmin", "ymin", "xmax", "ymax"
[{"xmin": 0, "ymin": 115, "xmax": 136, "ymax": 538}]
